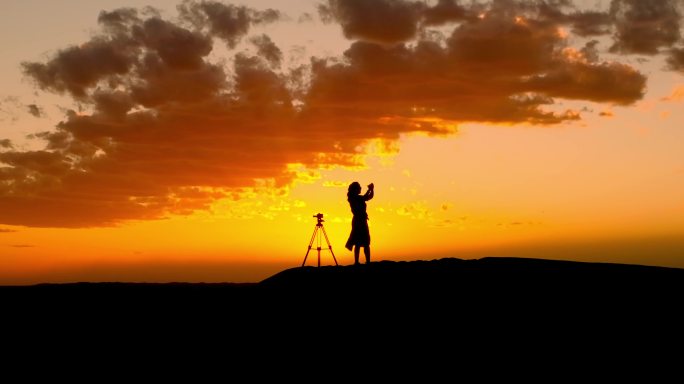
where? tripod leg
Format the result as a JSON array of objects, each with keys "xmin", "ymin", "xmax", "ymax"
[
  {"xmin": 302, "ymin": 226, "xmax": 319, "ymax": 267},
  {"xmin": 321, "ymin": 226, "xmax": 338, "ymax": 266},
  {"xmin": 317, "ymin": 224, "xmax": 322, "ymax": 267}
]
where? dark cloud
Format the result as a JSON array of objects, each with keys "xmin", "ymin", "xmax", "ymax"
[
  {"xmin": 307, "ymin": 0, "xmax": 649, "ymax": 118},
  {"xmin": 298, "ymin": 12, "xmax": 314, "ymax": 23},
  {"xmin": 250, "ymin": 34, "xmax": 283, "ymax": 68},
  {"xmin": 524, "ymin": 0, "xmax": 610, "ymax": 37},
  {"xmin": 0, "ymin": 139, "xmax": 12, "ymax": 149},
  {"xmin": 580, "ymin": 40, "xmax": 600, "ymax": 62},
  {"xmin": 1, "ymin": 0, "xmax": 658, "ymax": 227},
  {"xmin": 233, "ymin": 53, "xmax": 290, "ymax": 105},
  {"xmin": 667, "ymin": 47, "xmax": 684, "ymax": 72},
  {"xmin": 319, "ymin": 0, "xmax": 424, "ymax": 44},
  {"xmin": 98, "ymin": 8, "xmax": 141, "ymax": 31},
  {"xmin": 134, "ymin": 17, "xmax": 213, "ymax": 70},
  {"xmin": 446, "ymin": 10, "xmax": 562, "ymax": 77},
  {"xmin": 306, "ymin": 4, "xmax": 644, "ymax": 127},
  {"xmin": 93, "ymin": 90, "xmax": 135, "ymax": 117},
  {"xmin": 27, "ymin": 104, "xmax": 43, "ymax": 118},
  {"xmin": 536, "ymin": 0, "xmax": 574, "ymax": 18},
  {"xmin": 131, "ymin": 54, "xmax": 226, "ymax": 108},
  {"xmin": 610, "ymin": 0, "xmax": 682, "ymax": 54},
  {"xmin": 178, "ymin": 0, "xmax": 281, "ymax": 48},
  {"xmin": 422, "ymin": 0, "xmax": 471, "ymax": 26},
  {"xmin": 21, "ymin": 37, "xmax": 138, "ymax": 98},
  {"xmin": 420, "ymin": 0, "xmax": 683, "ymax": 56},
  {"xmin": 568, "ymin": 11, "xmax": 612, "ymax": 36},
  {"xmin": 525, "ymin": 60, "xmax": 647, "ymax": 105},
  {"xmin": 0, "ymin": 228, "xmax": 17, "ymax": 233}
]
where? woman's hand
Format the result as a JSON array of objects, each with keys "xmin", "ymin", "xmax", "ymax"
[{"xmin": 368, "ymin": 183, "xmax": 374, "ymax": 190}]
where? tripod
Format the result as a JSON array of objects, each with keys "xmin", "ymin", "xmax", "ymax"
[{"xmin": 302, "ymin": 213, "xmax": 338, "ymax": 267}]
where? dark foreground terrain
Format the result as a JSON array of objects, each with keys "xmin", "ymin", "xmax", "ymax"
[
  {"xmin": 4, "ymin": 257, "xmax": 683, "ymax": 311},
  {"xmin": 3, "ymin": 257, "xmax": 684, "ymax": 356}
]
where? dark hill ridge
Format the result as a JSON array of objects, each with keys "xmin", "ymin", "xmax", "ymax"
[
  {"xmin": 4, "ymin": 257, "xmax": 684, "ymax": 292},
  {"xmin": 3, "ymin": 257, "xmax": 683, "ymax": 338},
  {"xmin": 263, "ymin": 257, "xmax": 684, "ymax": 291},
  {"xmin": 4, "ymin": 257, "xmax": 684, "ymax": 312},
  {"xmin": 256, "ymin": 257, "xmax": 684, "ymax": 333},
  {"xmin": 261, "ymin": 257, "xmax": 684, "ymax": 307},
  {"xmin": 265, "ymin": 256, "xmax": 684, "ymax": 281},
  {"xmin": 4, "ymin": 257, "xmax": 681, "ymax": 305}
]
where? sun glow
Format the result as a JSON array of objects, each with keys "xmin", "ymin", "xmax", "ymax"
[
  {"xmin": 514, "ymin": 16, "xmax": 527, "ymax": 26},
  {"xmin": 556, "ymin": 27, "xmax": 569, "ymax": 39}
]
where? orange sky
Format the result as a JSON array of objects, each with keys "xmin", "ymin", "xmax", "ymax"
[{"xmin": 1, "ymin": 0, "xmax": 684, "ymax": 284}]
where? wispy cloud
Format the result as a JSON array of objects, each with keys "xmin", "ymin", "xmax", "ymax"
[
  {"xmin": 661, "ymin": 85, "xmax": 684, "ymax": 102},
  {"xmin": 322, "ymin": 180, "xmax": 348, "ymax": 188},
  {"xmin": 26, "ymin": 104, "xmax": 44, "ymax": 118}
]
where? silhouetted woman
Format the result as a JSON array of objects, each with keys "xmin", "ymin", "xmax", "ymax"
[{"xmin": 345, "ymin": 181, "xmax": 374, "ymax": 265}]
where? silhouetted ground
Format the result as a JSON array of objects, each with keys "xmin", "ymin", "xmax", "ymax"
[
  {"xmin": 3, "ymin": 257, "xmax": 683, "ymax": 358},
  {"xmin": 265, "ymin": 257, "xmax": 684, "ymax": 313},
  {"xmin": 4, "ymin": 257, "xmax": 683, "ymax": 311}
]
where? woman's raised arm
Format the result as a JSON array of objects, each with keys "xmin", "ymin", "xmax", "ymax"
[{"xmin": 364, "ymin": 185, "xmax": 374, "ymax": 201}]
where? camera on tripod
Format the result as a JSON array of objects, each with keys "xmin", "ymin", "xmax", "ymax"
[{"xmin": 303, "ymin": 212, "xmax": 337, "ymax": 267}]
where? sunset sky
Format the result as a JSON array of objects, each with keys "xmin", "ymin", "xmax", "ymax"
[{"xmin": 1, "ymin": 0, "xmax": 683, "ymax": 284}]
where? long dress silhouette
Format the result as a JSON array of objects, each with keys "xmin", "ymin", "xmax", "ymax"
[{"xmin": 345, "ymin": 182, "xmax": 374, "ymax": 265}]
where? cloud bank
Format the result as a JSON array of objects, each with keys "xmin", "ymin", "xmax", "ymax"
[{"xmin": 1, "ymin": 0, "xmax": 679, "ymax": 227}]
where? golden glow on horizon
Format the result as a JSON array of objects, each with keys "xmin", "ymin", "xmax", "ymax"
[{"xmin": 3, "ymin": 117, "xmax": 684, "ymax": 284}]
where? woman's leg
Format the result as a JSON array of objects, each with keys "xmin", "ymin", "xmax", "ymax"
[
  {"xmin": 354, "ymin": 245, "xmax": 360, "ymax": 265},
  {"xmin": 364, "ymin": 246, "xmax": 371, "ymax": 264}
]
